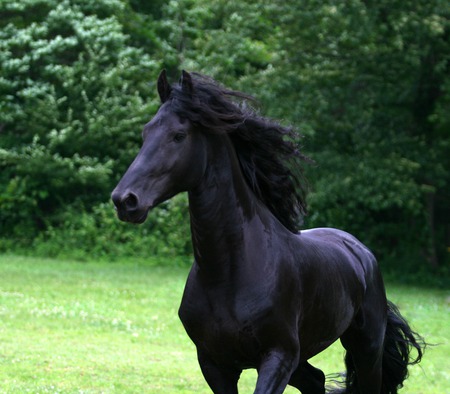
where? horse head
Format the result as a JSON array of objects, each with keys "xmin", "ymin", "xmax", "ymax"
[{"xmin": 111, "ymin": 70, "xmax": 207, "ymax": 223}]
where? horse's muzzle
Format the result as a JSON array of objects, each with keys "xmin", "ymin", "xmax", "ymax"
[{"xmin": 111, "ymin": 191, "xmax": 148, "ymax": 223}]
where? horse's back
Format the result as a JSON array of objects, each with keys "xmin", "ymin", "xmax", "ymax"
[
  {"xmin": 297, "ymin": 227, "xmax": 378, "ymax": 284},
  {"xmin": 299, "ymin": 227, "xmax": 373, "ymax": 255}
]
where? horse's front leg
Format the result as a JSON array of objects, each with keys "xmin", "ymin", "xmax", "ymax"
[
  {"xmin": 254, "ymin": 348, "xmax": 300, "ymax": 394},
  {"xmin": 197, "ymin": 349, "xmax": 241, "ymax": 394}
]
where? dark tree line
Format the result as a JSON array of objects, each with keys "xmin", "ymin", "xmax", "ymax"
[{"xmin": 1, "ymin": 0, "xmax": 449, "ymax": 272}]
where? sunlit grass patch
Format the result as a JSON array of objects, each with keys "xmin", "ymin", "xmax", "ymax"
[{"xmin": 0, "ymin": 255, "xmax": 447, "ymax": 393}]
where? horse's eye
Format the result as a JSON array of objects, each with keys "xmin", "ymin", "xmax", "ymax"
[{"xmin": 173, "ymin": 132, "xmax": 187, "ymax": 143}]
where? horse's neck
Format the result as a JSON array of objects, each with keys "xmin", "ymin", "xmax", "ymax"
[{"xmin": 188, "ymin": 136, "xmax": 263, "ymax": 277}]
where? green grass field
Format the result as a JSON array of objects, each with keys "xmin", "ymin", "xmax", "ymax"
[{"xmin": 0, "ymin": 255, "xmax": 448, "ymax": 393}]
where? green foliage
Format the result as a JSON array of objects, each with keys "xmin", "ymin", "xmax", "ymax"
[
  {"xmin": 30, "ymin": 194, "xmax": 192, "ymax": 262},
  {"xmin": 0, "ymin": 139, "xmax": 112, "ymax": 238},
  {"xmin": 156, "ymin": 0, "xmax": 274, "ymax": 85},
  {"xmin": 0, "ymin": 0, "xmax": 449, "ymax": 272},
  {"xmin": 0, "ymin": 0, "xmax": 158, "ymax": 240},
  {"xmin": 247, "ymin": 0, "xmax": 450, "ymax": 269}
]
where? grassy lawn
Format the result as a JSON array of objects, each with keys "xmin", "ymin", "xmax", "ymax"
[{"xmin": 0, "ymin": 255, "xmax": 448, "ymax": 393}]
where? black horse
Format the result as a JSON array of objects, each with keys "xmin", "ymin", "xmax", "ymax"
[{"xmin": 112, "ymin": 70, "xmax": 424, "ymax": 393}]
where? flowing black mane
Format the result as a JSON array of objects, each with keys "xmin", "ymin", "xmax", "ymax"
[{"xmin": 167, "ymin": 73, "xmax": 308, "ymax": 233}]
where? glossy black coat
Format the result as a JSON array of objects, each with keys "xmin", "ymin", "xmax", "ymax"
[{"xmin": 112, "ymin": 71, "xmax": 424, "ymax": 394}]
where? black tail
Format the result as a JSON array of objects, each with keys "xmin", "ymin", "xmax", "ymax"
[
  {"xmin": 379, "ymin": 301, "xmax": 425, "ymax": 393},
  {"xmin": 328, "ymin": 301, "xmax": 425, "ymax": 394}
]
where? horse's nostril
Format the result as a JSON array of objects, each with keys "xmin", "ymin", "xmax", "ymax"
[
  {"xmin": 124, "ymin": 193, "xmax": 138, "ymax": 210},
  {"xmin": 111, "ymin": 191, "xmax": 139, "ymax": 211}
]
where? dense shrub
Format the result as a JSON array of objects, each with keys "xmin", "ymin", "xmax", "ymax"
[
  {"xmin": 30, "ymin": 194, "xmax": 192, "ymax": 263},
  {"xmin": 0, "ymin": 0, "xmax": 158, "ymax": 241}
]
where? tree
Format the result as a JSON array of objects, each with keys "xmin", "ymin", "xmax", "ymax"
[
  {"xmin": 1, "ymin": 0, "xmax": 448, "ymax": 271},
  {"xmin": 0, "ymin": 0, "xmax": 159, "ymax": 240},
  {"xmin": 256, "ymin": 0, "xmax": 450, "ymax": 268},
  {"xmin": 155, "ymin": 0, "xmax": 274, "ymax": 85}
]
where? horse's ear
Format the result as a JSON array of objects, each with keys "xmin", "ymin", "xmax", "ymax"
[
  {"xmin": 180, "ymin": 70, "xmax": 193, "ymax": 95},
  {"xmin": 157, "ymin": 69, "xmax": 172, "ymax": 103}
]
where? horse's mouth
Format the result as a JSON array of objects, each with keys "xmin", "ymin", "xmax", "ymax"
[{"xmin": 116, "ymin": 208, "xmax": 149, "ymax": 224}]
